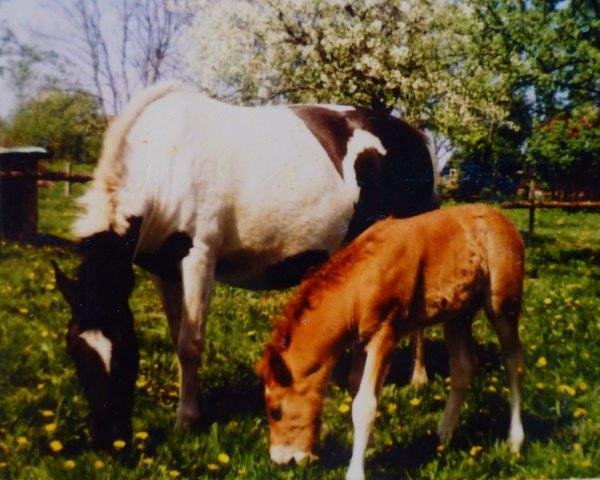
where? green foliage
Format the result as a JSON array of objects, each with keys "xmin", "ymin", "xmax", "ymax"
[
  {"xmin": 2, "ymin": 91, "xmax": 105, "ymax": 163},
  {"xmin": 527, "ymin": 103, "xmax": 600, "ymax": 197},
  {"xmin": 1, "ymin": 186, "xmax": 600, "ymax": 478}
]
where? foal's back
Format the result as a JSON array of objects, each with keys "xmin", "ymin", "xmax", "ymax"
[{"xmin": 351, "ymin": 204, "xmax": 524, "ymax": 334}]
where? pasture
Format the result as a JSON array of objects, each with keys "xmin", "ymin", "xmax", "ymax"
[{"xmin": 1, "ymin": 181, "xmax": 599, "ymax": 479}]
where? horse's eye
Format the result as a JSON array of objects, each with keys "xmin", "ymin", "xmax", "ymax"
[{"xmin": 269, "ymin": 406, "xmax": 282, "ymax": 421}]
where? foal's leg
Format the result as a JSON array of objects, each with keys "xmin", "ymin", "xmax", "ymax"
[
  {"xmin": 346, "ymin": 326, "xmax": 395, "ymax": 480},
  {"xmin": 348, "ymin": 344, "xmax": 367, "ymax": 397},
  {"xmin": 438, "ymin": 315, "xmax": 477, "ymax": 444},
  {"xmin": 485, "ymin": 304, "xmax": 525, "ymax": 453},
  {"xmin": 410, "ymin": 329, "xmax": 428, "ymax": 386},
  {"xmin": 176, "ymin": 243, "xmax": 216, "ymax": 428}
]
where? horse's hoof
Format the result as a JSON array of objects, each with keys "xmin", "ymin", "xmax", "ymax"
[{"xmin": 410, "ymin": 367, "xmax": 428, "ymax": 387}]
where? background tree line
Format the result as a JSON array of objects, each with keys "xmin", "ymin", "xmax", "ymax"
[{"xmin": 0, "ymin": 0, "xmax": 598, "ymax": 198}]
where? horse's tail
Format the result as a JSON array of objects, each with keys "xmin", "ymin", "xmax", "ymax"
[{"xmin": 73, "ymin": 81, "xmax": 185, "ymax": 238}]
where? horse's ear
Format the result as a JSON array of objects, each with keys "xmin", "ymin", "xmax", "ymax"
[
  {"xmin": 52, "ymin": 261, "xmax": 79, "ymax": 307},
  {"xmin": 265, "ymin": 344, "xmax": 293, "ymax": 387}
]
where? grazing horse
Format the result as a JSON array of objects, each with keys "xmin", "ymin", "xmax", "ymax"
[
  {"xmin": 256, "ymin": 204, "xmax": 525, "ymax": 480},
  {"xmin": 52, "ymin": 82, "xmax": 439, "ymax": 448}
]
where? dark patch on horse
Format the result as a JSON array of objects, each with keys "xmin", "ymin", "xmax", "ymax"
[
  {"xmin": 134, "ymin": 231, "xmax": 192, "ymax": 281},
  {"xmin": 290, "ymin": 106, "xmax": 352, "ymax": 176},
  {"xmin": 341, "ymin": 109, "xmax": 436, "ymax": 241},
  {"xmin": 58, "ymin": 218, "xmax": 143, "ymax": 448},
  {"xmin": 264, "ymin": 249, "xmax": 330, "ymax": 289}
]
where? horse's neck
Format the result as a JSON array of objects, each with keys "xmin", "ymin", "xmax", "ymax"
[{"xmin": 285, "ymin": 293, "xmax": 355, "ymax": 385}]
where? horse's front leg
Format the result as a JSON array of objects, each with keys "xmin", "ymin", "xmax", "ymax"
[
  {"xmin": 346, "ymin": 325, "xmax": 395, "ymax": 480},
  {"xmin": 176, "ymin": 243, "xmax": 216, "ymax": 428}
]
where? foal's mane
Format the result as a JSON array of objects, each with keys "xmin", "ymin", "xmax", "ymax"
[{"xmin": 270, "ymin": 237, "xmax": 373, "ymax": 352}]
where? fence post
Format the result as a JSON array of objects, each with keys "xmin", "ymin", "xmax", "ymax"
[
  {"xmin": 528, "ymin": 179, "xmax": 536, "ymax": 236},
  {"xmin": 64, "ymin": 163, "xmax": 72, "ymax": 196}
]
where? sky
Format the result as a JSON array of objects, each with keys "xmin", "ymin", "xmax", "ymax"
[{"xmin": 0, "ymin": 0, "xmax": 46, "ymax": 117}]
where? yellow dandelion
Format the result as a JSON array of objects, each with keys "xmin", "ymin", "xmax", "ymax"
[
  {"xmin": 135, "ymin": 431, "xmax": 149, "ymax": 441},
  {"xmin": 63, "ymin": 460, "xmax": 76, "ymax": 470},
  {"xmin": 581, "ymin": 459, "xmax": 592, "ymax": 468},
  {"xmin": 49, "ymin": 440, "xmax": 63, "ymax": 453},
  {"xmin": 40, "ymin": 410, "xmax": 54, "ymax": 418},
  {"xmin": 207, "ymin": 463, "xmax": 219, "ymax": 471},
  {"xmin": 142, "ymin": 458, "xmax": 154, "ymax": 466},
  {"xmin": 573, "ymin": 408, "xmax": 587, "ymax": 418},
  {"xmin": 343, "ymin": 395, "xmax": 352, "ymax": 403},
  {"xmin": 19, "ymin": 308, "xmax": 29, "ymax": 314},
  {"xmin": 135, "ymin": 377, "xmax": 148, "ymax": 389},
  {"xmin": 93, "ymin": 460, "xmax": 105, "ymax": 470},
  {"xmin": 0, "ymin": 462, "xmax": 7, "ymax": 469},
  {"xmin": 433, "ymin": 394, "xmax": 444, "ymax": 401},
  {"xmin": 409, "ymin": 397, "xmax": 422, "ymax": 407},
  {"xmin": 218, "ymin": 453, "xmax": 230, "ymax": 464},
  {"xmin": 573, "ymin": 443, "xmax": 582, "ymax": 452},
  {"xmin": 536, "ymin": 357, "xmax": 548, "ymax": 368},
  {"xmin": 112, "ymin": 439, "xmax": 126, "ymax": 451},
  {"xmin": 44, "ymin": 423, "xmax": 58, "ymax": 434},
  {"xmin": 45, "ymin": 283, "xmax": 55, "ymax": 291},
  {"xmin": 386, "ymin": 403, "xmax": 397, "ymax": 414},
  {"xmin": 543, "ymin": 297, "xmax": 552, "ymax": 305},
  {"xmin": 16, "ymin": 436, "xmax": 28, "ymax": 446},
  {"xmin": 168, "ymin": 470, "xmax": 181, "ymax": 478},
  {"xmin": 246, "ymin": 330, "xmax": 256, "ymax": 337},
  {"xmin": 470, "ymin": 445, "xmax": 483, "ymax": 456},
  {"xmin": 36, "ymin": 383, "xmax": 45, "ymax": 390},
  {"xmin": 487, "ymin": 385, "xmax": 497, "ymax": 393},
  {"xmin": 578, "ymin": 382, "xmax": 588, "ymax": 391},
  {"xmin": 436, "ymin": 444, "xmax": 445, "ymax": 453},
  {"xmin": 557, "ymin": 384, "xmax": 576, "ymax": 396},
  {"xmin": 535, "ymin": 382, "xmax": 545, "ymax": 390},
  {"xmin": 338, "ymin": 404, "xmax": 350, "ymax": 413}
]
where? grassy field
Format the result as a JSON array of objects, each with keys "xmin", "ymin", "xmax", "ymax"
[{"xmin": 1, "ymin": 181, "xmax": 599, "ymax": 479}]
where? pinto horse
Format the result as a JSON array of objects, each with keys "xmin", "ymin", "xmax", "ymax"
[
  {"xmin": 52, "ymin": 82, "xmax": 439, "ymax": 448},
  {"xmin": 257, "ymin": 204, "xmax": 525, "ymax": 480}
]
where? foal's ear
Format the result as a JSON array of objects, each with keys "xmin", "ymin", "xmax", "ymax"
[
  {"xmin": 52, "ymin": 260, "xmax": 79, "ymax": 307},
  {"xmin": 266, "ymin": 345, "xmax": 293, "ymax": 387}
]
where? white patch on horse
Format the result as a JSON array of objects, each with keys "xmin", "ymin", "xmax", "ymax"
[
  {"xmin": 79, "ymin": 330, "xmax": 112, "ymax": 374},
  {"xmin": 342, "ymin": 129, "xmax": 387, "ymax": 199},
  {"xmin": 322, "ymin": 104, "xmax": 355, "ymax": 112}
]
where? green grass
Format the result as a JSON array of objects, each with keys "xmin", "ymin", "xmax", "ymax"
[{"xmin": 1, "ymin": 182, "xmax": 599, "ymax": 479}]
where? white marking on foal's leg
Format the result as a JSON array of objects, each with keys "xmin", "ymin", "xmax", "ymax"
[
  {"xmin": 79, "ymin": 330, "xmax": 112, "ymax": 374},
  {"xmin": 410, "ymin": 330, "xmax": 428, "ymax": 387},
  {"xmin": 509, "ymin": 387, "xmax": 524, "ymax": 453},
  {"xmin": 346, "ymin": 335, "xmax": 391, "ymax": 480}
]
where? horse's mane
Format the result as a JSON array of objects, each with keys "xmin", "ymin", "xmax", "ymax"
[
  {"xmin": 72, "ymin": 82, "xmax": 188, "ymax": 238},
  {"xmin": 270, "ymin": 237, "xmax": 373, "ymax": 352}
]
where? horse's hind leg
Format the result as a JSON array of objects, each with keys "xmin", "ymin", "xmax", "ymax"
[
  {"xmin": 177, "ymin": 242, "xmax": 216, "ymax": 428},
  {"xmin": 346, "ymin": 325, "xmax": 395, "ymax": 480},
  {"xmin": 410, "ymin": 329, "xmax": 428, "ymax": 387},
  {"xmin": 485, "ymin": 298, "xmax": 524, "ymax": 453},
  {"xmin": 438, "ymin": 313, "xmax": 477, "ymax": 444}
]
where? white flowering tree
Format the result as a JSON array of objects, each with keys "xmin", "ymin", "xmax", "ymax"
[{"xmin": 186, "ymin": 0, "xmax": 513, "ymax": 147}]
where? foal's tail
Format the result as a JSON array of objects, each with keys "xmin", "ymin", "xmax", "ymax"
[{"xmin": 73, "ymin": 82, "xmax": 185, "ymax": 239}]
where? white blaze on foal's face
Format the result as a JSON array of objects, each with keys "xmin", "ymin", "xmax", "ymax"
[{"xmin": 79, "ymin": 329, "xmax": 113, "ymax": 374}]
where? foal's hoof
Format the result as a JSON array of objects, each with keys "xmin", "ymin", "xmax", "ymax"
[{"xmin": 410, "ymin": 366, "xmax": 428, "ymax": 387}]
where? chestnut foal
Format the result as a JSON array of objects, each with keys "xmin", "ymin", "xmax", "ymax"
[{"xmin": 257, "ymin": 204, "xmax": 525, "ymax": 480}]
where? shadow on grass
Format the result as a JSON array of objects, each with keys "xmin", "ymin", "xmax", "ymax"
[{"xmin": 196, "ymin": 369, "xmax": 264, "ymax": 427}]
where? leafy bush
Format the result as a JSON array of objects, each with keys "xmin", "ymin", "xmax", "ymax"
[{"xmin": 2, "ymin": 91, "xmax": 105, "ymax": 164}]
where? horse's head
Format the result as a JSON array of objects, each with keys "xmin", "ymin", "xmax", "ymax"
[
  {"xmin": 52, "ymin": 231, "xmax": 139, "ymax": 449},
  {"xmin": 256, "ymin": 344, "xmax": 322, "ymax": 465}
]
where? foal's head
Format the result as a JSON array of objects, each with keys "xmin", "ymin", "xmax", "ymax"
[
  {"xmin": 256, "ymin": 344, "xmax": 323, "ymax": 465},
  {"xmin": 53, "ymin": 231, "xmax": 139, "ymax": 449}
]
